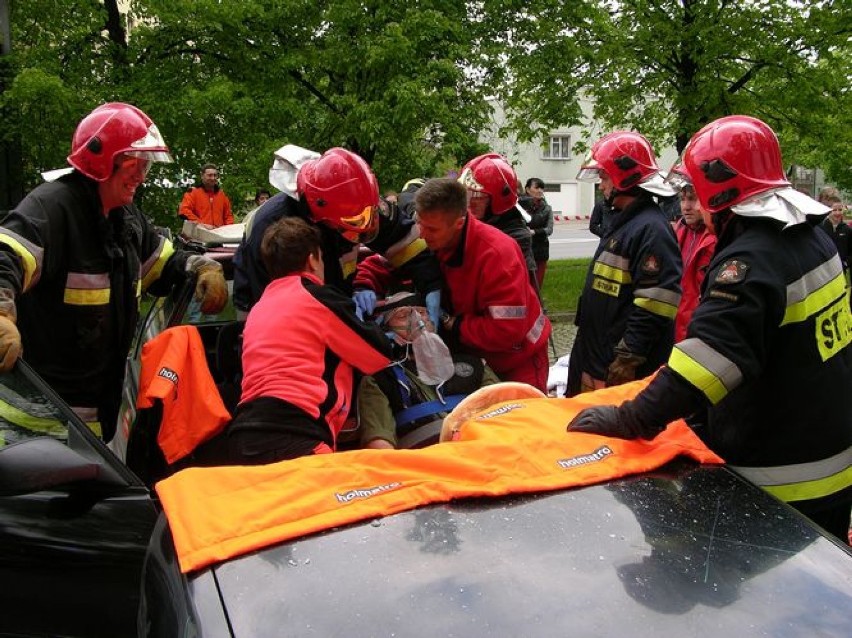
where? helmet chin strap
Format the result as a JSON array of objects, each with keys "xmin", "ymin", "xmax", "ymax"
[{"xmin": 711, "ymin": 209, "xmax": 734, "ymax": 237}]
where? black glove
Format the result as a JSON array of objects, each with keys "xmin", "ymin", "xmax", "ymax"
[{"xmin": 567, "ymin": 403, "xmax": 660, "ymax": 440}]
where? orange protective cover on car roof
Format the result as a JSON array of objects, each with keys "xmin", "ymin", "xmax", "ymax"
[{"xmin": 156, "ymin": 377, "xmax": 724, "ymax": 574}]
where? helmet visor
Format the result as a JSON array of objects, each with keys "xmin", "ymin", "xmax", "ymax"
[
  {"xmin": 337, "ymin": 205, "xmax": 379, "ymax": 244},
  {"xmin": 576, "ymin": 166, "xmax": 602, "ymax": 182},
  {"xmin": 127, "ymin": 123, "xmax": 173, "ymax": 163},
  {"xmin": 125, "ymin": 150, "xmax": 173, "ymax": 163}
]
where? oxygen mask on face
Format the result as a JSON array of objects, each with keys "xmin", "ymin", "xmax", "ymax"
[{"xmin": 381, "ymin": 302, "xmax": 454, "ymax": 386}]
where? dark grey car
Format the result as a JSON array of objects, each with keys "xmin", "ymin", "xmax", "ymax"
[{"xmin": 140, "ymin": 458, "xmax": 852, "ymax": 637}]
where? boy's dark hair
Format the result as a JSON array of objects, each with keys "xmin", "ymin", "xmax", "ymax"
[
  {"xmin": 261, "ymin": 217, "xmax": 322, "ymax": 279},
  {"xmin": 414, "ymin": 178, "xmax": 467, "ymax": 218},
  {"xmin": 525, "ymin": 177, "xmax": 545, "ymax": 190},
  {"xmin": 255, "ymin": 188, "xmax": 271, "ymax": 202}
]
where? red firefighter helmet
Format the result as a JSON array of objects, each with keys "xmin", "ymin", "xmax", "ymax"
[
  {"xmin": 67, "ymin": 102, "xmax": 172, "ymax": 182},
  {"xmin": 577, "ymin": 131, "xmax": 661, "ymax": 192},
  {"xmin": 681, "ymin": 115, "xmax": 790, "ymax": 214},
  {"xmin": 297, "ymin": 148, "xmax": 380, "ymax": 243},
  {"xmin": 458, "ymin": 153, "xmax": 519, "ymax": 215}
]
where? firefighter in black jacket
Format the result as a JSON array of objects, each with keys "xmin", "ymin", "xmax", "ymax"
[
  {"xmin": 0, "ymin": 103, "xmax": 228, "ymax": 441},
  {"xmin": 567, "ymin": 130, "xmax": 682, "ymax": 396},
  {"xmin": 569, "ymin": 115, "xmax": 852, "ymax": 542},
  {"xmin": 233, "ymin": 146, "xmax": 442, "ymax": 323}
]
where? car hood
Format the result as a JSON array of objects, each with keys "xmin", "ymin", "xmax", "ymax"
[{"xmin": 204, "ymin": 462, "xmax": 852, "ymax": 637}]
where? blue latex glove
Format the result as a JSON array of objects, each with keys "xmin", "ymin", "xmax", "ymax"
[
  {"xmin": 424, "ymin": 290, "xmax": 441, "ymax": 329},
  {"xmin": 353, "ymin": 289, "xmax": 377, "ymax": 320}
]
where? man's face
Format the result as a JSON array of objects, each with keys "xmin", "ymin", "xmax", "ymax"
[
  {"xmin": 201, "ymin": 168, "xmax": 219, "ymax": 190},
  {"xmin": 466, "ymin": 192, "xmax": 490, "ymax": 219},
  {"xmin": 599, "ymin": 171, "xmax": 615, "ymax": 200},
  {"xmin": 679, "ymin": 187, "xmax": 704, "ymax": 227},
  {"xmin": 416, "ymin": 209, "xmax": 465, "ymax": 253},
  {"xmin": 100, "ymin": 154, "xmax": 150, "ymax": 211}
]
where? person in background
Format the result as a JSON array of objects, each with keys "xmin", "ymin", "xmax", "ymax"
[
  {"xmin": 568, "ymin": 115, "xmax": 852, "ymax": 543},
  {"xmin": 567, "ymin": 130, "xmax": 682, "ymax": 396},
  {"xmin": 0, "ymin": 102, "xmax": 228, "ymax": 441},
  {"xmin": 459, "ymin": 153, "xmax": 538, "ymax": 287},
  {"xmin": 204, "ymin": 217, "xmax": 393, "ymax": 464},
  {"xmin": 519, "ymin": 177, "xmax": 554, "ymax": 290},
  {"xmin": 588, "ymin": 197, "xmax": 613, "ymax": 238},
  {"xmin": 669, "ymin": 165, "xmax": 717, "ymax": 342},
  {"xmin": 414, "ymin": 178, "xmax": 551, "ymax": 391},
  {"xmin": 179, "ymin": 163, "xmax": 234, "ymax": 228},
  {"xmin": 817, "ymin": 195, "xmax": 850, "ymax": 274},
  {"xmin": 255, "ymin": 189, "xmax": 271, "ymax": 207}
]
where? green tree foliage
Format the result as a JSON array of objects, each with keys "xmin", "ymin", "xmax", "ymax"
[
  {"xmin": 2, "ymin": 0, "xmax": 492, "ymax": 226},
  {"xmin": 493, "ymin": 0, "xmax": 852, "ymax": 188}
]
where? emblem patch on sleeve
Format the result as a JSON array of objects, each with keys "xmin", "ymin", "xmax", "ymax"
[
  {"xmin": 641, "ymin": 254, "xmax": 660, "ymax": 275},
  {"xmin": 714, "ymin": 259, "xmax": 748, "ymax": 284}
]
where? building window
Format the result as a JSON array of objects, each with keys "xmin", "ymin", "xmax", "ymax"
[{"xmin": 542, "ymin": 135, "xmax": 571, "ymax": 160}]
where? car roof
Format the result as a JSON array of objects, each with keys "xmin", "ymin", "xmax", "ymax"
[{"xmin": 202, "ymin": 460, "xmax": 852, "ymax": 637}]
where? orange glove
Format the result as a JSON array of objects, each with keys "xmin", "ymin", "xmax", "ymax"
[
  {"xmin": 195, "ymin": 263, "xmax": 228, "ymax": 314},
  {"xmin": 0, "ymin": 312, "xmax": 22, "ymax": 372}
]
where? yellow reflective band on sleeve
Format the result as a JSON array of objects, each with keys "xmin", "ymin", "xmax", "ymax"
[
  {"xmin": 64, "ymin": 288, "xmax": 110, "ymax": 305},
  {"xmin": 592, "ymin": 261, "xmax": 632, "ymax": 284},
  {"xmin": 141, "ymin": 238, "xmax": 176, "ymax": 292},
  {"xmin": 782, "ymin": 270, "xmax": 846, "ymax": 325},
  {"xmin": 387, "ymin": 238, "xmax": 427, "ymax": 269},
  {"xmin": 634, "ymin": 296, "xmax": 678, "ymax": 319},
  {"xmin": 668, "ymin": 347, "xmax": 729, "ymax": 404},
  {"xmin": 342, "ymin": 257, "xmax": 356, "ymax": 279},
  {"xmin": 0, "ymin": 399, "xmax": 67, "ymax": 438},
  {"xmin": 0, "ymin": 234, "xmax": 39, "ymax": 291}
]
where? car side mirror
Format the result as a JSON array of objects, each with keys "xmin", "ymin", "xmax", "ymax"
[{"xmin": 0, "ymin": 437, "xmax": 100, "ymax": 496}]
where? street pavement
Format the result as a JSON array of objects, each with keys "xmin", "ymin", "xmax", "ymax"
[{"xmin": 549, "ymin": 218, "xmax": 598, "ymax": 260}]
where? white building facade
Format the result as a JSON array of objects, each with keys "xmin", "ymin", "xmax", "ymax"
[{"xmin": 479, "ymin": 97, "xmax": 679, "ymax": 220}]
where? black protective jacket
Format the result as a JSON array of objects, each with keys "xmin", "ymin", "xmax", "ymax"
[
  {"xmin": 624, "ymin": 215, "xmax": 852, "ymax": 513},
  {"xmin": 0, "ymin": 172, "xmax": 190, "ymax": 440},
  {"xmin": 567, "ymin": 195, "xmax": 682, "ymax": 394}
]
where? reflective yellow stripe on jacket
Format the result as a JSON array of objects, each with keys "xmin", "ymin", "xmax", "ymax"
[
  {"xmin": 141, "ymin": 236, "xmax": 175, "ymax": 292},
  {"xmin": 593, "ymin": 251, "xmax": 632, "ymax": 284},
  {"xmin": 0, "ymin": 229, "xmax": 44, "ymax": 292},
  {"xmin": 634, "ymin": 286, "xmax": 681, "ymax": 319},
  {"xmin": 668, "ymin": 338, "xmax": 743, "ymax": 404},
  {"xmin": 781, "ymin": 257, "xmax": 845, "ymax": 326},
  {"xmin": 64, "ymin": 272, "xmax": 110, "ymax": 306},
  {"xmin": 732, "ymin": 445, "xmax": 852, "ymax": 503}
]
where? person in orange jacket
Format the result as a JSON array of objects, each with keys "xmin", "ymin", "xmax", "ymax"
[{"xmin": 179, "ymin": 163, "xmax": 234, "ymax": 227}]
